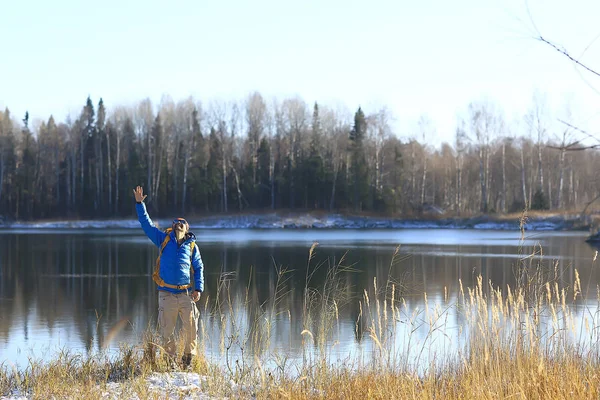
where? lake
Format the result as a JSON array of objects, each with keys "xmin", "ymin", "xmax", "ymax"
[{"xmin": 0, "ymin": 228, "xmax": 598, "ymax": 370}]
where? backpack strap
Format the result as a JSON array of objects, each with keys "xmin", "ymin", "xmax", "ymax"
[{"xmin": 152, "ymin": 229, "xmax": 195, "ymax": 290}]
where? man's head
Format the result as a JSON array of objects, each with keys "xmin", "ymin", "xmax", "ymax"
[{"xmin": 172, "ymin": 218, "xmax": 189, "ymax": 236}]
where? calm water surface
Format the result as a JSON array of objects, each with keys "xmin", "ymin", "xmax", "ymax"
[{"xmin": 0, "ymin": 228, "xmax": 597, "ymax": 369}]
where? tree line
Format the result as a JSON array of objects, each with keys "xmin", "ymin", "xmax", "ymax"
[{"xmin": 0, "ymin": 93, "xmax": 598, "ymax": 220}]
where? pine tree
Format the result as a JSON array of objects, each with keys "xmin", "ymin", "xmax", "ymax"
[
  {"xmin": 183, "ymin": 107, "xmax": 203, "ymax": 212},
  {"xmin": 0, "ymin": 110, "xmax": 17, "ymax": 218},
  {"xmin": 121, "ymin": 117, "xmax": 140, "ymax": 214},
  {"xmin": 150, "ymin": 114, "xmax": 164, "ymax": 210},
  {"xmin": 257, "ymin": 136, "xmax": 271, "ymax": 207},
  {"xmin": 18, "ymin": 111, "xmax": 37, "ymax": 219},
  {"xmin": 80, "ymin": 97, "xmax": 96, "ymax": 214},
  {"xmin": 349, "ymin": 107, "xmax": 368, "ymax": 211},
  {"xmin": 96, "ymin": 98, "xmax": 106, "ymax": 213},
  {"xmin": 305, "ymin": 102, "xmax": 324, "ymax": 208},
  {"xmin": 206, "ymin": 127, "xmax": 224, "ymax": 211}
]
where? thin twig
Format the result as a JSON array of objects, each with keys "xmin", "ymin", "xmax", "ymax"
[{"xmin": 537, "ymin": 36, "xmax": 600, "ymax": 78}]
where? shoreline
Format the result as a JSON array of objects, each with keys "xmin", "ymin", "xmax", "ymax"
[{"xmin": 0, "ymin": 212, "xmax": 592, "ymax": 231}]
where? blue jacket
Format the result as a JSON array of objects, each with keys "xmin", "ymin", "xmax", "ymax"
[{"xmin": 136, "ymin": 202, "xmax": 204, "ymax": 293}]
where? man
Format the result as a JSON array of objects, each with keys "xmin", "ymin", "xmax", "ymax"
[{"xmin": 133, "ymin": 185, "xmax": 204, "ymax": 369}]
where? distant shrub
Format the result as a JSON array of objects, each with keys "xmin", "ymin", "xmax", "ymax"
[
  {"xmin": 509, "ymin": 200, "xmax": 526, "ymax": 213},
  {"xmin": 531, "ymin": 189, "xmax": 549, "ymax": 210}
]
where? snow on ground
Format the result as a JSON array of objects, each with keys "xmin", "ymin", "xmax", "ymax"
[
  {"xmin": 0, "ymin": 392, "xmax": 28, "ymax": 400},
  {"xmin": 0, "ymin": 213, "xmax": 580, "ymax": 231},
  {"xmin": 102, "ymin": 372, "xmax": 213, "ymax": 400},
  {"xmin": 1, "ymin": 372, "xmax": 230, "ymax": 400}
]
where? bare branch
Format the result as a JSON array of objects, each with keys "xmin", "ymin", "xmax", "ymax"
[
  {"xmin": 537, "ymin": 36, "xmax": 600, "ymax": 78},
  {"xmin": 558, "ymin": 119, "xmax": 600, "ymax": 144},
  {"xmin": 547, "ymin": 144, "xmax": 600, "ymax": 151},
  {"xmin": 582, "ymin": 193, "xmax": 600, "ymax": 215}
]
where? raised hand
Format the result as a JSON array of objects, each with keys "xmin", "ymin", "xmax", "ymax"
[{"xmin": 133, "ymin": 186, "xmax": 147, "ymax": 203}]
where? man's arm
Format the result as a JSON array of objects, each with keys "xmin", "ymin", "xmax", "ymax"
[
  {"xmin": 133, "ymin": 186, "xmax": 166, "ymax": 247},
  {"xmin": 191, "ymin": 245, "xmax": 204, "ymax": 294}
]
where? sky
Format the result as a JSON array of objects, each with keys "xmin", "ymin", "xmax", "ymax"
[{"xmin": 1, "ymin": 0, "xmax": 600, "ymax": 145}]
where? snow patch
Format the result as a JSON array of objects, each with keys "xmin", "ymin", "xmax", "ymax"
[
  {"xmin": 0, "ymin": 371, "xmax": 263, "ymax": 400},
  {"xmin": 0, "ymin": 391, "xmax": 28, "ymax": 400},
  {"xmin": 0, "ymin": 373, "xmax": 212, "ymax": 400},
  {"xmin": 99, "ymin": 372, "xmax": 255, "ymax": 400},
  {"xmin": 144, "ymin": 372, "xmax": 206, "ymax": 394},
  {"xmin": 0, "ymin": 213, "xmax": 575, "ymax": 231}
]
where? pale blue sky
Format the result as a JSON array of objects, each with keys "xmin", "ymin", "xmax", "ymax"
[{"xmin": 1, "ymin": 0, "xmax": 600, "ymax": 144}]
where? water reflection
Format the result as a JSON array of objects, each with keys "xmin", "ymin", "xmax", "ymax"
[{"xmin": 0, "ymin": 229, "xmax": 597, "ymax": 369}]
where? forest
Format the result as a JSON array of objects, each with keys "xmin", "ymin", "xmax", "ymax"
[{"xmin": 0, "ymin": 92, "xmax": 598, "ymax": 220}]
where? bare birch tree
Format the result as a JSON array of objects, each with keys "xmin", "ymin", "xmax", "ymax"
[{"xmin": 454, "ymin": 121, "xmax": 468, "ymax": 214}]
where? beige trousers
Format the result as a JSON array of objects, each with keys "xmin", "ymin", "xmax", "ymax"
[{"xmin": 157, "ymin": 290, "xmax": 199, "ymax": 357}]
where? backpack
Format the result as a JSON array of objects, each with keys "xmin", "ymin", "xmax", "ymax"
[{"xmin": 152, "ymin": 228, "xmax": 196, "ymax": 290}]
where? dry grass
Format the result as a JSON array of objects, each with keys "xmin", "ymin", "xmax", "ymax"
[{"xmin": 2, "ymin": 215, "xmax": 600, "ymax": 399}]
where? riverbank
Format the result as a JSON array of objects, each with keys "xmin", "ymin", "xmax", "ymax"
[
  {"xmin": 0, "ymin": 211, "xmax": 592, "ymax": 231},
  {"xmin": 3, "ymin": 353, "xmax": 597, "ymax": 399}
]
